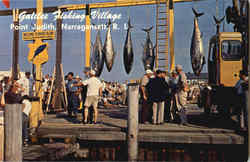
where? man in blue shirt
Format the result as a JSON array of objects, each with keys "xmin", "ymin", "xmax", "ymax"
[{"xmin": 66, "ymin": 72, "xmax": 79, "ymax": 118}]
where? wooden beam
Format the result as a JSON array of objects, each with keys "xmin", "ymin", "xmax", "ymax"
[
  {"xmin": 0, "ymin": 6, "xmax": 58, "ymax": 16},
  {"xmin": 59, "ymin": 0, "xmax": 207, "ymax": 10},
  {"xmin": 0, "ymin": 0, "xmax": 208, "ymax": 16}
]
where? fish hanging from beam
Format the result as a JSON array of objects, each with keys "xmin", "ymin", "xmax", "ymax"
[
  {"xmin": 142, "ymin": 26, "xmax": 155, "ymax": 71},
  {"xmin": 190, "ymin": 8, "xmax": 205, "ymax": 76},
  {"xmin": 103, "ymin": 19, "xmax": 116, "ymax": 72},
  {"xmin": 91, "ymin": 30, "xmax": 105, "ymax": 77},
  {"xmin": 123, "ymin": 18, "xmax": 134, "ymax": 74}
]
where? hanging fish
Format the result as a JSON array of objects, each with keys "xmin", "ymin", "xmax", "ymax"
[
  {"xmin": 190, "ymin": 8, "xmax": 205, "ymax": 76},
  {"xmin": 91, "ymin": 30, "xmax": 104, "ymax": 77},
  {"xmin": 142, "ymin": 26, "xmax": 155, "ymax": 71},
  {"xmin": 103, "ymin": 19, "xmax": 116, "ymax": 72},
  {"xmin": 123, "ymin": 18, "xmax": 134, "ymax": 74}
]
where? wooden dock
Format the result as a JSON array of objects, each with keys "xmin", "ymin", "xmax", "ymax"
[{"xmin": 37, "ymin": 104, "xmax": 244, "ymax": 145}]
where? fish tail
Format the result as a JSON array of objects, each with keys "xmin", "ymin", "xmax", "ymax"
[
  {"xmin": 142, "ymin": 26, "xmax": 153, "ymax": 33},
  {"xmin": 213, "ymin": 16, "xmax": 225, "ymax": 25},
  {"xmin": 192, "ymin": 8, "xmax": 204, "ymax": 18}
]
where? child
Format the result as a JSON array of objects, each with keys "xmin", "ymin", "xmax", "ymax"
[{"xmin": 22, "ymin": 95, "xmax": 32, "ymax": 147}]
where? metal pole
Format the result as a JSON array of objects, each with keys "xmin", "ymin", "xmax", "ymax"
[
  {"xmin": 4, "ymin": 104, "xmax": 22, "ymax": 161},
  {"xmin": 127, "ymin": 83, "xmax": 139, "ymax": 162}
]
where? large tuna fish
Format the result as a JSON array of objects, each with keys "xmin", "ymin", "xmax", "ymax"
[
  {"xmin": 142, "ymin": 26, "xmax": 155, "ymax": 71},
  {"xmin": 103, "ymin": 19, "xmax": 116, "ymax": 72},
  {"xmin": 123, "ymin": 18, "xmax": 134, "ymax": 74},
  {"xmin": 190, "ymin": 8, "xmax": 206, "ymax": 76},
  {"xmin": 91, "ymin": 30, "xmax": 104, "ymax": 77}
]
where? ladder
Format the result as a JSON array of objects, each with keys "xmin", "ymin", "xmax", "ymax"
[{"xmin": 155, "ymin": 0, "xmax": 169, "ymax": 71}]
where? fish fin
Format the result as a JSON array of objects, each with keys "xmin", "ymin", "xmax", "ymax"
[
  {"xmin": 106, "ymin": 19, "xmax": 112, "ymax": 26},
  {"xmin": 142, "ymin": 26, "xmax": 153, "ymax": 33},
  {"xmin": 192, "ymin": 8, "xmax": 204, "ymax": 18},
  {"xmin": 128, "ymin": 18, "xmax": 133, "ymax": 28}
]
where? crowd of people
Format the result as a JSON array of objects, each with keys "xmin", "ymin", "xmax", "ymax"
[
  {"xmin": 140, "ymin": 64, "xmax": 189, "ymax": 125},
  {"xmin": 0, "ymin": 72, "xmax": 35, "ymax": 147},
  {"xmin": 0, "ymin": 64, "xmax": 249, "ymax": 147},
  {"xmin": 64, "ymin": 69, "xmax": 128, "ymax": 124}
]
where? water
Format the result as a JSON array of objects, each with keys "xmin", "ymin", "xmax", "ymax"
[{"xmin": 23, "ymin": 140, "xmax": 247, "ymax": 161}]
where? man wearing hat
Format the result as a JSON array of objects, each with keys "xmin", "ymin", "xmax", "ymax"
[
  {"xmin": 140, "ymin": 69, "xmax": 154, "ymax": 124},
  {"xmin": 80, "ymin": 69, "xmax": 103, "ymax": 124},
  {"xmin": 175, "ymin": 64, "xmax": 188, "ymax": 125},
  {"xmin": 146, "ymin": 70, "xmax": 169, "ymax": 125},
  {"xmin": 66, "ymin": 72, "xmax": 79, "ymax": 118},
  {"xmin": 235, "ymin": 70, "xmax": 248, "ymax": 130}
]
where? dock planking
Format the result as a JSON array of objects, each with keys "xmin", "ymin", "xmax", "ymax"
[{"xmin": 37, "ymin": 104, "xmax": 244, "ymax": 144}]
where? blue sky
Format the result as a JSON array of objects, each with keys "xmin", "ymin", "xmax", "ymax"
[{"xmin": 0, "ymin": 0, "xmax": 233, "ymax": 82}]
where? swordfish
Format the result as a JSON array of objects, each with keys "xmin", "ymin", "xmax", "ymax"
[
  {"xmin": 142, "ymin": 26, "xmax": 155, "ymax": 71},
  {"xmin": 91, "ymin": 30, "xmax": 105, "ymax": 77},
  {"xmin": 190, "ymin": 8, "xmax": 206, "ymax": 76},
  {"xmin": 103, "ymin": 19, "xmax": 116, "ymax": 72},
  {"xmin": 123, "ymin": 18, "xmax": 134, "ymax": 74}
]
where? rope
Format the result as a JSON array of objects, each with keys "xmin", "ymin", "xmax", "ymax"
[
  {"xmin": 222, "ymin": 0, "xmax": 225, "ymax": 32},
  {"xmin": 128, "ymin": 5, "xmax": 130, "ymax": 18},
  {"xmin": 216, "ymin": 0, "xmax": 219, "ymax": 19}
]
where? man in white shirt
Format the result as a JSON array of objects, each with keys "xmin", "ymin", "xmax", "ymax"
[
  {"xmin": 17, "ymin": 72, "xmax": 32, "ymax": 96},
  {"xmin": 80, "ymin": 70, "xmax": 102, "ymax": 124}
]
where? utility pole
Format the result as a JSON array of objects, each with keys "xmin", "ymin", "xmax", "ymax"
[
  {"xmin": 12, "ymin": 9, "xmax": 19, "ymax": 80},
  {"xmin": 54, "ymin": 9, "xmax": 63, "ymax": 110}
]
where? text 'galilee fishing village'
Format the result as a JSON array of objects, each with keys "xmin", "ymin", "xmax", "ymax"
[{"xmin": 0, "ymin": 0, "xmax": 249, "ymax": 161}]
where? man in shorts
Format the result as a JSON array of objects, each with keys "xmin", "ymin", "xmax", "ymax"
[{"xmin": 81, "ymin": 70, "xmax": 103, "ymax": 124}]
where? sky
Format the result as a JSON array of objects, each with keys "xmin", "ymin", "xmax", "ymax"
[{"xmin": 0, "ymin": 0, "xmax": 234, "ymax": 82}]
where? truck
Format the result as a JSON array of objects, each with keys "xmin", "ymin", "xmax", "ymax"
[{"xmin": 199, "ymin": 0, "xmax": 248, "ymax": 117}]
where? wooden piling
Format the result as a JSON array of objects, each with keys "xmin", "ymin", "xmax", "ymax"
[
  {"xmin": 110, "ymin": 147, "xmax": 115, "ymax": 160},
  {"xmin": 4, "ymin": 104, "xmax": 22, "ymax": 161},
  {"xmin": 0, "ymin": 111, "xmax": 4, "ymax": 162},
  {"xmin": 127, "ymin": 83, "xmax": 139, "ymax": 162}
]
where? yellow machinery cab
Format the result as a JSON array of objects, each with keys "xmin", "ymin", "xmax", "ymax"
[{"xmin": 208, "ymin": 32, "xmax": 242, "ymax": 87}]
